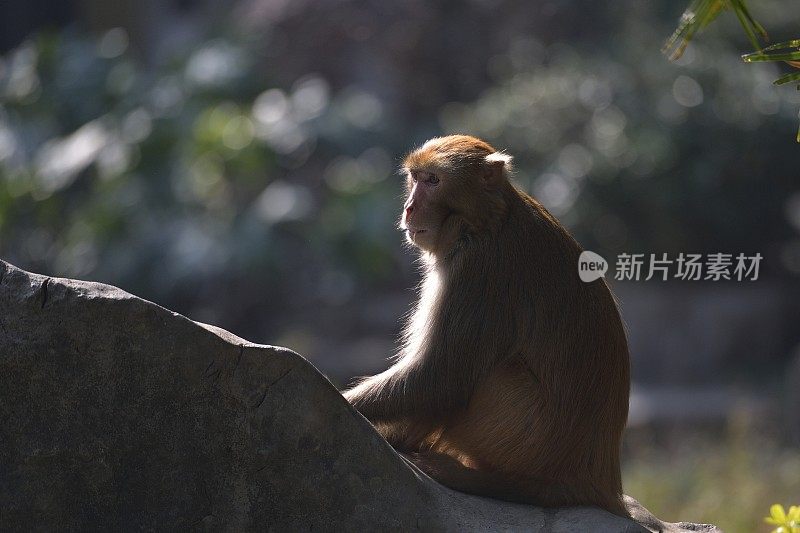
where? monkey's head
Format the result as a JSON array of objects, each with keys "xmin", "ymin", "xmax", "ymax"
[{"xmin": 400, "ymin": 135, "xmax": 513, "ymax": 255}]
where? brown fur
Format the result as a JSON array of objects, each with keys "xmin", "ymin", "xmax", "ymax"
[{"xmin": 343, "ymin": 135, "xmax": 630, "ymax": 516}]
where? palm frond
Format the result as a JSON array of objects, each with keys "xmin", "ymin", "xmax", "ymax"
[
  {"xmin": 728, "ymin": 0, "xmax": 768, "ymax": 50},
  {"xmin": 666, "ymin": 1, "xmax": 800, "ymax": 141},
  {"xmin": 742, "ymin": 40, "xmax": 800, "ymax": 63},
  {"xmin": 663, "ymin": 0, "xmax": 767, "ymax": 61},
  {"xmin": 662, "ymin": 0, "xmax": 726, "ymax": 60},
  {"xmin": 772, "ymin": 72, "xmax": 800, "ymax": 86}
]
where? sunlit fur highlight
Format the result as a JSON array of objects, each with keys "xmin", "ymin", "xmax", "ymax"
[
  {"xmin": 344, "ymin": 134, "xmax": 631, "ymax": 517},
  {"xmin": 403, "ymin": 135, "xmax": 502, "ymax": 175},
  {"xmin": 485, "ymin": 151, "xmax": 513, "ymax": 172}
]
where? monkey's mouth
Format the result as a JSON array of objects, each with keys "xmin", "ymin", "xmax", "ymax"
[{"xmin": 406, "ymin": 229, "xmax": 427, "ymax": 239}]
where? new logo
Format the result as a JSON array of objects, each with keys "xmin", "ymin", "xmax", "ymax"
[{"xmin": 578, "ymin": 251, "xmax": 608, "ymax": 282}]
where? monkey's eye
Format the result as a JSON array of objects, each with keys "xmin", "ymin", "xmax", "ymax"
[{"xmin": 426, "ymin": 174, "xmax": 440, "ymax": 185}]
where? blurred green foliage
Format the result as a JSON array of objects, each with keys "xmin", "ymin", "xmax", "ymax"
[
  {"xmin": 663, "ymin": 0, "xmax": 767, "ymax": 61},
  {"xmin": 0, "ymin": 27, "xmax": 404, "ymax": 338},
  {"xmin": 743, "ymin": 40, "xmax": 800, "ymax": 141},
  {"xmin": 0, "ymin": 6, "xmax": 799, "ymax": 529},
  {"xmin": 441, "ymin": 31, "xmax": 800, "ymax": 257},
  {"xmin": 1, "ymin": 1, "xmax": 799, "ymax": 339},
  {"xmin": 663, "ymin": 0, "xmax": 800, "ymax": 141},
  {"xmin": 625, "ymin": 418, "xmax": 800, "ymax": 533}
]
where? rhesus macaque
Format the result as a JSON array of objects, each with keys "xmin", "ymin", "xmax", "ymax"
[{"xmin": 343, "ymin": 135, "xmax": 630, "ymax": 516}]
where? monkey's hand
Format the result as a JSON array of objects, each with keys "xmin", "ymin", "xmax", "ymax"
[{"xmin": 341, "ymin": 374, "xmax": 395, "ymax": 423}]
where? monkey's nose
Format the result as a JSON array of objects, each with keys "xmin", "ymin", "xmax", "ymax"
[{"xmin": 405, "ymin": 204, "xmax": 414, "ymax": 218}]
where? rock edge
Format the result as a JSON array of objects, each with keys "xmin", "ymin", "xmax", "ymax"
[{"xmin": 0, "ymin": 260, "xmax": 721, "ymax": 532}]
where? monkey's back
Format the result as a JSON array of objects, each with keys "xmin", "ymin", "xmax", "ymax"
[{"xmin": 444, "ymin": 185, "xmax": 631, "ymax": 515}]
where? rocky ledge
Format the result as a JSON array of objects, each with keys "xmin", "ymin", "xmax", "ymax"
[{"xmin": 0, "ymin": 260, "xmax": 720, "ymax": 532}]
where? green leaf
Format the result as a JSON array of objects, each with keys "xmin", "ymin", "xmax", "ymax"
[
  {"xmin": 773, "ymin": 72, "xmax": 800, "ymax": 86},
  {"xmin": 663, "ymin": 0, "xmax": 726, "ymax": 60},
  {"xmin": 664, "ymin": 0, "xmax": 767, "ymax": 61},
  {"xmin": 762, "ymin": 40, "xmax": 800, "ymax": 52},
  {"xmin": 729, "ymin": 0, "xmax": 768, "ymax": 52},
  {"xmin": 743, "ymin": 52, "xmax": 800, "ymax": 63},
  {"xmin": 742, "ymin": 41, "xmax": 800, "ymax": 63}
]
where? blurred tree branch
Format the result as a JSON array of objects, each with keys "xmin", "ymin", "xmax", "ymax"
[
  {"xmin": 662, "ymin": 0, "xmax": 767, "ymax": 61},
  {"xmin": 664, "ymin": 0, "xmax": 800, "ymax": 141}
]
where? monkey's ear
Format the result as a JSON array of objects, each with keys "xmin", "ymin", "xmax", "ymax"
[{"xmin": 483, "ymin": 152, "xmax": 513, "ymax": 187}]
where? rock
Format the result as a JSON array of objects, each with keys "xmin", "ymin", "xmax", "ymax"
[{"xmin": 0, "ymin": 260, "xmax": 721, "ymax": 532}]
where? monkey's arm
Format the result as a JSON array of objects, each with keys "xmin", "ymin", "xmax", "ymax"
[
  {"xmin": 343, "ymin": 327, "xmax": 495, "ymax": 424},
  {"xmin": 344, "ymin": 244, "xmax": 515, "ymax": 423}
]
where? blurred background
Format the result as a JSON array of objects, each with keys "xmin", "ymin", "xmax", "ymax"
[{"xmin": 0, "ymin": 0, "xmax": 798, "ymax": 530}]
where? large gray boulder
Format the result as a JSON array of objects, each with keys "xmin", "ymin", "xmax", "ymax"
[{"xmin": 0, "ymin": 260, "xmax": 719, "ymax": 532}]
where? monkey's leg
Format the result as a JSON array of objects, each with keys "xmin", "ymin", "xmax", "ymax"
[
  {"xmin": 407, "ymin": 448, "xmax": 595, "ymax": 511},
  {"xmin": 432, "ymin": 362, "xmax": 628, "ymax": 516},
  {"xmin": 380, "ymin": 420, "xmax": 442, "ymax": 453},
  {"xmin": 341, "ymin": 370, "xmax": 399, "ymax": 423},
  {"xmin": 403, "ymin": 452, "xmax": 486, "ymax": 490},
  {"xmin": 344, "ymin": 376, "xmax": 443, "ymax": 454},
  {"xmin": 402, "ymin": 451, "xmax": 532, "ymax": 503}
]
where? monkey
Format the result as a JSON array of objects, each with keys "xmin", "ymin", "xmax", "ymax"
[{"xmin": 342, "ymin": 135, "xmax": 630, "ymax": 517}]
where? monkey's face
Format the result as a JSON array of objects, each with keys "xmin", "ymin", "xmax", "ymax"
[
  {"xmin": 400, "ymin": 135, "xmax": 513, "ymax": 255},
  {"xmin": 400, "ymin": 169, "xmax": 450, "ymax": 251}
]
